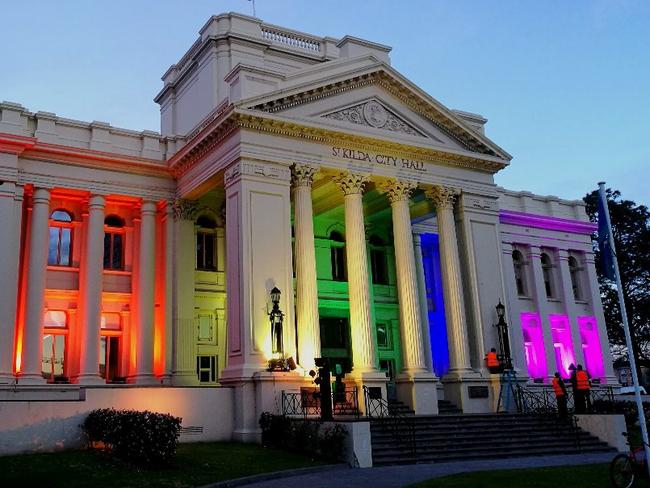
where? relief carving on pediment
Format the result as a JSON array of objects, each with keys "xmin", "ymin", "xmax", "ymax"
[{"xmin": 323, "ymin": 100, "xmax": 424, "ymax": 137}]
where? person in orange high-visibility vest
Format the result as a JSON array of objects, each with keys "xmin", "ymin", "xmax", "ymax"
[
  {"xmin": 552, "ymin": 372, "xmax": 568, "ymax": 419},
  {"xmin": 576, "ymin": 364, "xmax": 592, "ymax": 413},
  {"xmin": 485, "ymin": 348, "xmax": 500, "ymax": 374}
]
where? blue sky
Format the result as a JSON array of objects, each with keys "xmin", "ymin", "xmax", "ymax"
[{"xmin": 1, "ymin": 1, "xmax": 648, "ymax": 205}]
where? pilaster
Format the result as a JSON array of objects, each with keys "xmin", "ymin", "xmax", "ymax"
[
  {"xmin": 557, "ymin": 249, "xmax": 585, "ymax": 368},
  {"xmin": 528, "ymin": 245, "xmax": 556, "ymax": 381}
]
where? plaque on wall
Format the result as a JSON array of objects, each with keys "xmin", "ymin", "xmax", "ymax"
[{"xmin": 468, "ymin": 386, "xmax": 489, "ymax": 398}]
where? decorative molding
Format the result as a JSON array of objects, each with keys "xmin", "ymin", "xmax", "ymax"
[
  {"xmin": 323, "ymin": 100, "xmax": 423, "ymax": 137},
  {"xmin": 172, "ymin": 198, "xmax": 199, "ymax": 221},
  {"xmin": 425, "ymin": 185, "xmax": 460, "ymax": 209},
  {"xmin": 499, "ymin": 210, "xmax": 597, "ymax": 235},
  {"xmin": 224, "ymin": 161, "xmax": 291, "ymax": 186},
  {"xmin": 291, "ymin": 163, "xmax": 319, "ymax": 188},
  {"xmin": 378, "ymin": 178, "xmax": 418, "ymax": 204},
  {"xmin": 332, "ymin": 171, "xmax": 368, "ymax": 195}
]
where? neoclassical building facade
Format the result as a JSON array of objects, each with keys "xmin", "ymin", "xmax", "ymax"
[{"xmin": 0, "ymin": 13, "xmax": 615, "ymax": 437}]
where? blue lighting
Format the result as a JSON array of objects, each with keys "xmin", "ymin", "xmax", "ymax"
[{"xmin": 420, "ymin": 233, "xmax": 449, "ymax": 377}]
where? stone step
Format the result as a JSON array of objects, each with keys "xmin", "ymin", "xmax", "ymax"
[{"xmin": 370, "ymin": 430, "xmax": 599, "ymax": 444}]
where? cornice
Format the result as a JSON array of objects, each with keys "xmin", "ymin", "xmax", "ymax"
[
  {"xmin": 0, "ymin": 133, "xmax": 37, "ymax": 155},
  {"xmin": 499, "ymin": 210, "xmax": 597, "ymax": 235}
]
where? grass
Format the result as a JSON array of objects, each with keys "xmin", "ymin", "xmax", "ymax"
[
  {"xmin": 0, "ymin": 442, "xmax": 324, "ymax": 488},
  {"xmin": 408, "ymin": 463, "xmax": 650, "ymax": 488}
]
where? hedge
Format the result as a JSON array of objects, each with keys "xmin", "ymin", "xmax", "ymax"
[{"xmin": 82, "ymin": 408, "xmax": 182, "ymax": 467}]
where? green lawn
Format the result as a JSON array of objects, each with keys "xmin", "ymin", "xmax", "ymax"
[
  {"xmin": 409, "ymin": 463, "xmax": 650, "ymax": 488},
  {"xmin": 0, "ymin": 442, "xmax": 324, "ymax": 488}
]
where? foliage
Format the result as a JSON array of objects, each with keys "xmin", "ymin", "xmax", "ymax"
[
  {"xmin": 82, "ymin": 408, "xmax": 182, "ymax": 467},
  {"xmin": 259, "ymin": 412, "xmax": 347, "ymax": 462},
  {"xmin": 591, "ymin": 399, "xmax": 650, "ymax": 426},
  {"xmin": 584, "ymin": 189, "xmax": 650, "ymax": 367},
  {"xmin": 0, "ymin": 442, "xmax": 322, "ymax": 488}
]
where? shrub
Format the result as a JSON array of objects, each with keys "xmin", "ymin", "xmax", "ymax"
[
  {"xmin": 259, "ymin": 412, "xmax": 347, "ymax": 462},
  {"xmin": 82, "ymin": 408, "xmax": 182, "ymax": 467}
]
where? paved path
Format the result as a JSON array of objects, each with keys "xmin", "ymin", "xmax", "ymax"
[{"xmin": 242, "ymin": 453, "xmax": 614, "ymax": 488}]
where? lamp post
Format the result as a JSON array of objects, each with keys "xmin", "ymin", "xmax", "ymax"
[
  {"xmin": 495, "ymin": 300, "xmax": 512, "ymax": 370},
  {"xmin": 269, "ymin": 287, "xmax": 284, "ymax": 357}
]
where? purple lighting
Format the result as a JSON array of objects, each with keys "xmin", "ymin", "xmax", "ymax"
[
  {"xmin": 578, "ymin": 316, "xmax": 606, "ymax": 380},
  {"xmin": 520, "ymin": 312, "xmax": 547, "ymax": 380},
  {"xmin": 549, "ymin": 314, "xmax": 576, "ymax": 378},
  {"xmin": 499, "ymin": 210, "xmax": 597, "ymax": 235}
]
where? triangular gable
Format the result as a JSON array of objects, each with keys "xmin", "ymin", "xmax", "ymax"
[{"xmin": 235, "ymin": 56, "xmax": 511, "ymax": 161}]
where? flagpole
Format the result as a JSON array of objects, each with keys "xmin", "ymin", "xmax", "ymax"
[{"xmin": 598, "ymin": 181, "xmax": 650, "ymax": 472}]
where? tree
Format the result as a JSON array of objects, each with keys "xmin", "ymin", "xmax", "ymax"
[{"xmin": 584, "ymin": 189, "xmax": 650, "ymax": 379}]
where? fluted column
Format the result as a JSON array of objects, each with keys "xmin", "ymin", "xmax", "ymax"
[
  {"xmin": 130, "ymin": 200, "xmax": 157, "ymax": 384},
  {"xmin": 528, "ymin": 245, "xmax": 556, "ymax": 380},
  {"xmin": 292, "ymin": 164, "xmax": 321, "ymax": 372},
  {"xmin": 75, "ymin": 195, "xmax": 106, "ymax": 384},
  {"xmin": 0, "ymin": 183, "xmax": 23, "ymax": 382},
  {"xmin": 425, "ymin": 186, "xmax": 472, "ymax": 375},
  {"xmin": 333, "ymin": 172, "xmax": 377, "ymax": 375},
  {"xmin": 21, "ymin": 188, "xmax": 51, "ymax": 384},
  {"xmin": 557, "ymin": 249, "xmax": 584, "ymax": 367},
  {"xmin": 380, "ymin": 179, "xmax": 427, "ymax": 373}
]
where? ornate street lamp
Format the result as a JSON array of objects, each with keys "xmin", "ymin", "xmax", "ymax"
[
  {"xmin": 269, "ymin": 287, "xmax": 284, "ymax": 356},
  {"xmin": 495, "ymin": 300, "xmax": 512, "ymax": 370}
]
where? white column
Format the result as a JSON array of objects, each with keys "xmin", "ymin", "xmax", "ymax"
[
  {"xmin": 291, "ymin": 164, "xmax": 321, "ymax": 372},
  {"xmin": 528, "ymin": 245, "xmax": 557, "ymax": 380},
  {"xmin": 557, "ymin": 249, "xmax": 585, "ymax": 367},
  {"xmin": 413, "ymin": 233, "xmax": 434, "ymax": 373},
  {"xmin": 0, "ymin": 183, "xmax": 23, "ymax": 382},
  {"xmin": 171, "ymin": 199, "xmax": 198, "ymax": 385},
  {"xmin": 163, "ymin": 202, "xmax": 174, "ymax": 382},
  {"xmin": 425, "ymin": 186, "xmax": 472, "ymax": 375},
  {"xmin": 333, "ymin": 172, "xmax": 378, "ymax": 377},
  {"xmin": 381, "ymin": 179, "xmax": 427, "ymax": 373},
  {"xmin": 75, "ymin": 195, "xmax": 105, "ymax": 384},
  {"xmin": 130, "ymin": 200, "xmax": 158, "ymax": 384},
  {"xmin": 21, "ymin": 188, "xmax": 51, "ymax": 384}
]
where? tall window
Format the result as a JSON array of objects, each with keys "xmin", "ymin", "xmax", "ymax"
[
  {"xmin": 369, "ymin": 235, "xmax": 388, "ymax": 285},
  {"xmin": 196, "ymin": 215, "xmax": 217, "ymax": 271},
  {"xmin": 103, "ymin": 215, "xmax": 124, "ymax": 270},
  {"xmin": 48, "ymin": 210, "xmax": 73, "ymax": 266},
  {"xmin": 42, "ymin": 311, "xmax": 68, "ymax": 382},
  {"xmin": 100, "ymin": 313, "xmax": 122, "ymax": 382},
  {"xmin": 541, "ymin": 252, "xmax": 554, "ymax": 298},
  {"xmin": 512, "ymin": 249, "xmax": 527, "ymax": 296},
  {"xmin": 330, "ymin": 231, "xmax": 346, "ymax": 281},
  {"xmin": 568, "ymin": 255, "xmax": 582, "ymax": 301}
]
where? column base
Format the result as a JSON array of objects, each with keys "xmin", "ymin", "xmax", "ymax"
[
  {"xmin": 442, "ymin": 372, "xmax": 493, "ymax": 414},
  {"xmin": 72, "ymin": 374, "xmax": 106, "ymax": 386},
  {"xmin": 127, "ymin": 374, "xmax": 161, "ymax": 386},
  {"xmin": 0, "ymin": 373, "xmax": 17, "ymax": 384},
  {"xmin": 395, "ymin": 371, "xmax": 439, "ymax": 415},
  {"xmin": 17, "ymin": 374, "xmax": 47, "ymax": 385}
]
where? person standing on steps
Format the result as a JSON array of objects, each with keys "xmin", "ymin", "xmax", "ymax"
[
  {"xmin": 552, "ymin": 372, "xmax": 568, "ymax": 419},
  {"xmin": 485, "ymin": 347, "xmax": 500, "ymax": 374},
  {"xmin": 576, "ymin": 364, "xmax": 592, "ymax": 413},
  {"xmin": 569, "ymin": 363, "xmax": 583, "ymax": 414}
]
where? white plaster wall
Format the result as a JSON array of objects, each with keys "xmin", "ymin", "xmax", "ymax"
[{"xmin": 0, "ymin": 386, "xmax": 234, "ymax": 455}]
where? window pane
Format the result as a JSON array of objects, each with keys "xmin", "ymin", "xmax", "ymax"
[
  {"xmin": 112, "ymin": 234, "xmax": 123, "ymax": 269},
  {"xmin": 42, "ymin": 334, "xmax": 53, "ymax": 379},
  {"xmin": 59, "ymin": 228, "xmax": 71, "ymax": 266},
  {"xmin": 53, "ymin": 335, "xmax": 65, "ymax": 377},
  {"xmin": 99, "ymin": 337, "xmax": 107, "ymax": 379},
  {"xmin": 48, "ymin": 227, "xmax": 60, "ymax": 265},
  {"xmin": 51, "ymin": 210, "xmax": 72, "ymax": 222},
  {"xmin": 205, "ymin": 234, "xmax": 215, "ymax": 270},
  {"xmin": 44, "ymin": 311, "xmax": 67, "ymax": 328},
  {"xmin": 101, "ymin": 313, "xmax": 121, "ymax": 330},
  {"xmin": 197, "ymin": 234, "xmax": 205, "ymax": 269},
  {"xmin": 377, "ymin": 323, "xmax": 389, "ymax": 348},
  {"xmin": 103, "ymin": 233, "xmax": 111, "ymax": 268}
]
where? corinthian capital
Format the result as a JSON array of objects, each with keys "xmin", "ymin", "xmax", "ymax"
[
  {"xmin": 332, "ymin": 171, "xmax": 369, "ymax": 196},
  {"xmin": 378, "ymin": 178, "xmax": 418, "ymax": 204},
  {"xmin": 291, "ymin": 163, "xmax": 319, "ymax": 188},
  {"xmin": 425, "ymin": 185, "xmax": 460, "ymax": 209},
  {"xmin": 172, "ymin": 198, "xmax": 198, "ymax": 221}
]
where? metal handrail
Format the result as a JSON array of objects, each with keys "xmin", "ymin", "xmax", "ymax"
[
  {"xmin": 515, "ymin": 384, "xmax": 614, "ymax": 414},
  {"xmin": 363, "ymin": 386, "xmax": 417, "ymax": 458},
  {"xmin": 282, "ymin": 388, "xmax": 361, "ymax": 418}
]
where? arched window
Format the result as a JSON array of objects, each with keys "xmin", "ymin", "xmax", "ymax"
[
  {"xmin": 512, "ymin": 250, "xmax": 526, "ymax": 296},
  {"xmin": 568, "ymin": 255, "xmax": 582, "ymax": 301},
  {"xmin": 103, "ymin": 215, "xmax": 124, "ymax": 270},
  {"xmin": 330, "ymin": 230, "xmax": 346, "ymax": 281},
  {"xmin": 196, "ymin": 215, "xmax": 217, "ymax": 271},
  {"xmin": 541, "ymin": 252, "xmax": 554, "ymax": 298},
  {"xmin": 48, "ymin": 210, "xmax": 73, "ymax": 266},
  {"xmin": 369, "ymin": 235, "xmax": 388, "ymax": 285}
]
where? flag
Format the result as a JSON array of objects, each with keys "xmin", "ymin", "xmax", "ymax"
[{"xmin": 597, "ymin": 189, "xmax": 616, "ymax": 280}]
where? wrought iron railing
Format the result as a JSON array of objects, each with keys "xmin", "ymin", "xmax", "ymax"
[
  {"xmin": 515, "ymin": 384, "xmax": 614, "ymax": 415},
  {"xmin": 363, "ymin": 386, "xmax": 417, "ymax": 458},
  {"xmin": 333, "ymin": 387, "xmax": 360, "ymax": 419},
  {"xmin": 281, "ymin": 390, "xmax": 321, "ymax": 418}
]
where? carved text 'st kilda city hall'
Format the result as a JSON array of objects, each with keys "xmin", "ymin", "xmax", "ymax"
[{"xmin": 0, "ymin": 13, "xmax": 615, "ymax": 443}]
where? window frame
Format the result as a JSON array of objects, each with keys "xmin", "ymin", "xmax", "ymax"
[
  {"xmin": 42, "ymin": 310, "xmax": 69, "ymax": 383},
  {"xmin": 103, "ymin": 215, "xmax": 125, "ymax": 271},
  {"xmin": 540, "ymin": 252, "xmax": 555, "ymax": 298},
  {"xmin": 329, "ymin": 231, "xmax": 346, "ymax": 281},
  {"xmin": 369, "ymin": 235, "xmax": 389, "ymax": 285},
  {"xmin": 48, "ymin": 209, "xmax": 74, "ymax": 267},
  {"xmin": 196, "ymin": 215, "xmax": 218, "ymax": 272},
  {"xmin": 568, "ymin": 255, "xmax": 582, "ymax": 301},
  {"xmin": 196, "ymin": 355, "xmax": 218, "ymax": 383},
  {"xmin": 512, "ymin": 249, "xmax": 527, "ymax": 297}
]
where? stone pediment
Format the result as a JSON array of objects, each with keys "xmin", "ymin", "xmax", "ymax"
[{"xmin": 321, "ymin": 99, "xmax": 426, "ymax": 138}]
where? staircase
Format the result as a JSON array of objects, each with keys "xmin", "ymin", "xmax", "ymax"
[
  {"xmin": 437, "ymin": 400, "xmax": 462, "ymax": 415},
  {"xmin": 370, "ymin": 414, "xmax": 616, "ymax": 466}
]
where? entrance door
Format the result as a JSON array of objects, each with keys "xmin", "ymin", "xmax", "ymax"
[{"xmin": 319, "ymin": 317, "xmax": 352, "ymax": 374}]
